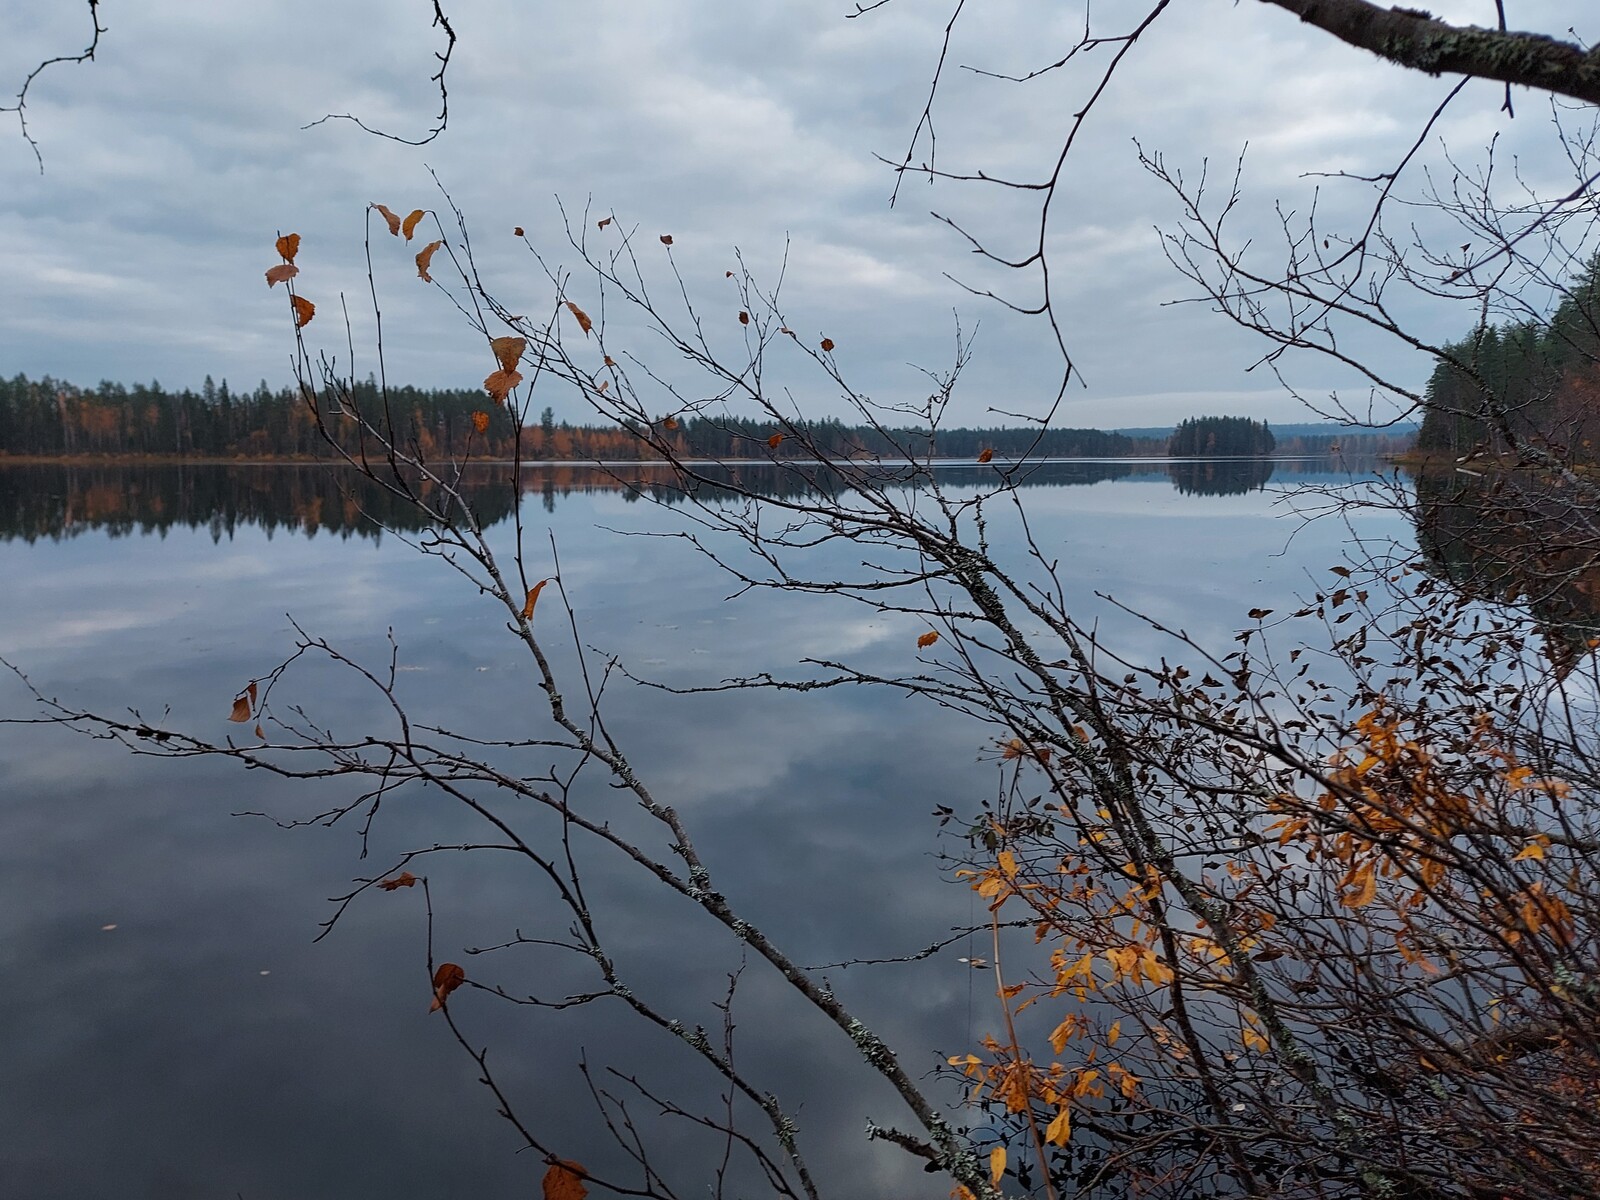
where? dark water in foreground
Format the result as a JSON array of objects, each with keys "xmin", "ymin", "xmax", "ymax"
[{"xmin": 0, "ymin": 461, "xmax": 1399, "ymax": 1199}]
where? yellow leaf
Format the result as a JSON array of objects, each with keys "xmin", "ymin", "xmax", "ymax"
[
  {"xmin": 291, "ymin": 295, "xmax": 315, "ymax": 328},
  {"xmin": 543, "ymin": 1160, "xmax": 588, "ymax": 1200},
  {"xmin": 1045, "ymin": 1106, "xmax": 1072, "ymax": 1147},
  {"xmin": 1107, "ymin": 1020, "xmax": 1121, "ymax": 1047},
  {"xmin": 565, "ymin": 301, "xmax": 593, "ymax": 336},
  {"xmin": 372, "ymin": 203, "xmax": 402, "ymax": 235},
  {"xmin": 416, "ymin": 239, "xmax": 444, "ymax": 282},
  {"xmin": 989, "ymin": 1145, "xmax": 1006, "ymax": 1189},
  {"xmin": 1242, "ymin": 1026, "xmax": 1270, "ymax": 1053},
  {"xmin": 401, "ymin": 209, "xmax": 426, "ymax": 240},
  {"xmin": 490, "ymin": 336, "xmax": 526, "ymax": 373},
  {"xmin": 1513, "ymin": 837, "xmax": 1549, "ymax": 862},
  {"xmin": 998, "ymin": 850, "xmax": 1018, "ymax": 878},
  {"xmin": 275, "ymin": 233, "xmax": 301, "ymax": 263},
  {"xmin": 521, "ymin": 579, "xmax": 549, "ymax": 620},
  {"xmin": 265, "ymin": 264, "xmax": 298, "ymax": 288},
  {"xmin": 917, "ymin": 631, "xmax": 940, "ymax": 648},
  {"xmin": 471, "ymin": 411, "xmax": 490, "ymax": 434}
]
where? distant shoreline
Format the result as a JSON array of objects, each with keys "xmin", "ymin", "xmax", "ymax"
[{"xmin": 0, "ymin": 451, "xmax": 1367, "ymax": 468}]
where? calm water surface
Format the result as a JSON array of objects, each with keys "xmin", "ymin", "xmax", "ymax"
[{"xmin": 0, "ymin": 461, "xmax": 1401, "ymax": 1199}]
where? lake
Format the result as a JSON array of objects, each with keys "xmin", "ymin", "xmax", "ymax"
[{"xmin": 0, "ymin": 459, "xmax": 1408, "ymax": 1200}]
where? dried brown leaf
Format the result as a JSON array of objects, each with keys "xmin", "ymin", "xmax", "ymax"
[
  {"xmin": 597, "ymin": 217, "xmax": 612, "ymax": 229},
  {"xmin": 977, "ymin": 448, "xmax": 994, "ymax": 464},
  {"xmin": 372, "ymin": 203, "xmax": 402, "ymax": 236},
  {"xmin": 490, "ymin": 336, "xmax": 526, "ymax": 373},
  {"xmin": 429, "ymin": 962, "xmax": 465, "ymax": 1012},
  {"xmin": 291, "ymin": 295, "xmax": 315, "ymax": 328},
  {"xmin": 275, "ymin": 233, "xmax": 301, "ymax": 263},
  {"xmin": 565, "ymin": 301, "xmax": 593, "ymax": 337},
  {"xmin": 659, "ymin": 234, "xmax": 673, "ymax": 246},
  {"xmin": 265, "ymin": 264, "xmax": 299, "ymax": 288},
  {"xmin": 917, "ymin": 631, "xmax": 940, "ymax": 649},
  {"xmin": 416, "ymin": 239, "xmax": 443, "ymax": 283},
  {"xmin": 514, "ymin": 226, "xmax": 525, "ymax": 237},
  {"xmin": 401, "ymin": 209, "xmax": 426, "ymax": 241},
  {"xmin": 484, "ymin": 369, "xmax": 523, "ymax": 404},
  {"xmin": 229, "ymin": 694, "xmax": 252, "ymax": 723},
  {"xmin": 377, "ymin": 871, "xmax": 418, "ymax": 891},
  {"xmin": 767, "ymin": 433, "xmax": 784, "ymax": 449},
  {"xmin": 738, "ymin": 311, "xmax": 750, "ymax": 325},
  {"xmin": 543, "ymin": 1160, "xmax": 589, "ymax": 1200},
  {"xmin": 820, "ymin": 337, "xmax": 835, "ymax": 352},
  {"xmin": 521, "ymin": 579, "xmax": 549, "ymax": 620},
  {"xmin": 471, "ymin": 410, "xmax": 490, "ymax": 434}
]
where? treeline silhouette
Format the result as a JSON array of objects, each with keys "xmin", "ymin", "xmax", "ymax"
[
  {"xmin": 1, "ymin": 372, "xmax": 1409, "ymax": 468},
  {"xmin": 0, "ymin": 459, "xmax": 1311, "ymax": 543},
  {"xmin": 0, "ymin": 372, "xmax": 1174, "ymax": 461},
  {"xmin": 1416, "ymin": 255, "xmax": 1600, "ymax": 460}
]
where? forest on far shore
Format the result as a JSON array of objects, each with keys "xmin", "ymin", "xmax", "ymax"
[{"xmin": 0, "ymin": 373, "xmax": 1408, "ymax": 461}]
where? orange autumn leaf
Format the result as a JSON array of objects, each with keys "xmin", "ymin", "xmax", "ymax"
[
  {"xmin": 484, "ymin": 369, "xmax": 523, "ymax": 404},
  {"xmin": 978, "ymin": 447, "xmax": 994, "ymax": 463},
  {"xmin": 767, "ymin": 433, "xmax": 784, "ymax": 449},
  {"xmin": 372, "ymin": 203, "xmax": 402, "ymax": 236},
  {"xmin": 471, "ymin": 410, "xmax": 490, "ymax": 433},
  {"xmin": 377, "ymin": 871, "xmax": 417, "ymax": 891},
  {"xmin": 291, "ymin": 295, "xmax": 315, "ymax": 328},
  {"xmin": 820, "ymin": 337, "xmax": 835, "ymax": 352},
  {"xmin": 659, "ymin": 234, "xmax": 673, "ymax": 246},
  {"xmin": 429, "ymin": 962, "xmax": 465, "ymax": 1012},
  {"xmin": 543, "ymin": 1160, "xmax": 589, "ymax": 1200},
  {"xmin": 1339, "ymin": 863, "xmax": 1379, "ymax": 909},
  {"xmin": 917, "ymin": 631, "xmax": 940, "ymax": 649},
  {"xmin": 661, "ymin": 415, "xmax": 679, "ymax": 430},
  {"xmin": 565, "ymin": 301, "xmax": 593, "ymax": 336},
  {"xmin": 265, "ymin": 264, "xmax": 299, "ymax": 288},
  {"xmin": 521, "ymin": 578, "xmax": 549, "ymax": 620},
  {"xmin": 228, "ymin": 693, "xmax": 252, "ymax": 722},
  {"xmin": 275, "ymin": 233, "xmax": 301, "ymax": 263},
  {"xmin": 415, "ymin": 239, "xmax": 443, "ymax": 283},
  {"xmin": 490, "ymin": 336, "xmax": 526, "ymax": 373},
  {"xmin": 401, "ymin": 209, "xmax": 426, "ymax": 240}
]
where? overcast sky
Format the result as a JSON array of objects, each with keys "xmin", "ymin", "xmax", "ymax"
[{"xmin": 2, "ymin": 0, "xmax": 1593, "ymax": 428}]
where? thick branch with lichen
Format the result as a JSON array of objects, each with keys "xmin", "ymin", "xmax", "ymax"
[{"xmin": 1260, "ymin": 0, "xmax": 1600, "ymax": 107}]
